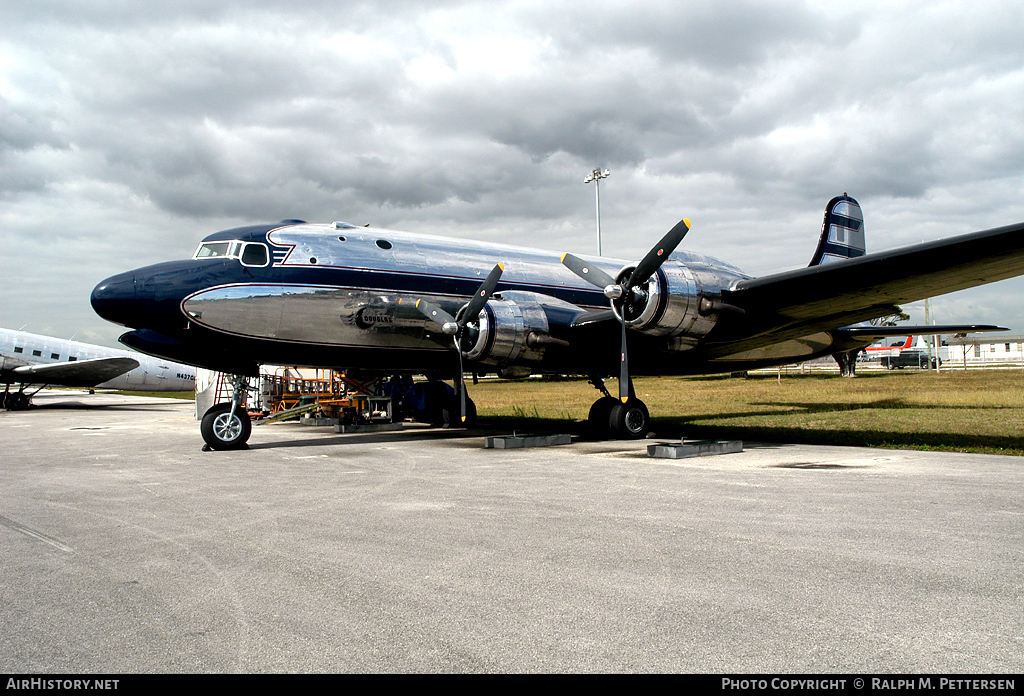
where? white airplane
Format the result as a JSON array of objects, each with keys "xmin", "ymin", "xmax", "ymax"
[{"xmin": 0, "ymin": 327, "xmax": 196, "ymax": 410}]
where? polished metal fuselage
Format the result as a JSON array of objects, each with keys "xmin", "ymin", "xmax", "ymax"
[
  {"xmin": 95, "ymin": 220, "xmax": 861, "ymax": 377},
  {"xmin": 181, "ymin": 223, "xmax": 748, "ymax": 359}
]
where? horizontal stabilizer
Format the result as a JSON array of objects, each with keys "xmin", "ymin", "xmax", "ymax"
[
  {"xmin": 837, "ymin": 324, "xmax": 1008, "ymax": 339},
  {"xmin": 13, "ymin": 356, "xmax": 139, "ymax": 387}
]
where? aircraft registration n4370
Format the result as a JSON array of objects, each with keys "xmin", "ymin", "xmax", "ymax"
[{"xmin": 91, "ymin": 196, "xmax": 1020, "ymax": 449}]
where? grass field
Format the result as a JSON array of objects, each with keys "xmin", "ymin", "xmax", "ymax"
[{"xmin": 468, "ymin": 369, "xmax": 1024, "ymax": 456}]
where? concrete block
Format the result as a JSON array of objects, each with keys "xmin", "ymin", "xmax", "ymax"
[
  {"xmin": 335, "ymin": 422, "xmax": 404, "ymax": 434},
  {"xmin": 647, "ymin": 439, "xmax": 743, "ymax": 459},
  {"xmin": 484, "ymin": 433, "xmax": 572, "ymax": 449}
]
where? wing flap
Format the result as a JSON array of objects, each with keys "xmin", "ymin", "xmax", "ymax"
[{"xmin": 13, "ymin": 357, "xmax": 139, "ymax": 387}]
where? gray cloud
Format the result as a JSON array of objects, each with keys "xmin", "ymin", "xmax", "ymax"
[{"xmin": 2, "ymin": 0, "xmax": 1024, "ymax": 345}]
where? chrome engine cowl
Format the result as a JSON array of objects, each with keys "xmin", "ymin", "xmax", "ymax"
[
  {"xmin": 461, "ymin": 297, "xmax": 552, "ymax": 367},
  {"xmin": 617, "ymin": 262, "xmax": 719, "ymax": 340}
]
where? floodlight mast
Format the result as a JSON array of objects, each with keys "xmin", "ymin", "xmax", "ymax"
[{"xmin": 584, "ymin": 168, "xmax": 610, "ymax": 256}]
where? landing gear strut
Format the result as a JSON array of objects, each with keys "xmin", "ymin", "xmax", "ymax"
[
  {"xmin": 3, "ymin": 384, "xmax": 34, "ymax": 411},
  {"xmin": 833, "ymin": 349, "xmax": 862, "ymax": 377}
]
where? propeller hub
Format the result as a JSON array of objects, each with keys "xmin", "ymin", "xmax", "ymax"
[
  {"xmin": 442, "ymin": 322, "xmax": 459, "ymax": 335},
  {"xmin": 603, "ymin": 284, "xmax": 623, "ymax": 300}
]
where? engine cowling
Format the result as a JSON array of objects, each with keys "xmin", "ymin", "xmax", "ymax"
[
  {"xmin": 616, "ymin": 262, "xmax": 720, "ymax": 342},
  {"xmin": 460, "ymin": 296, "xmax": 553, "ymax": 368}
]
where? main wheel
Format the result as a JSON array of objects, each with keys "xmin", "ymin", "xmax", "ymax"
[
  {"xmin": 588, "ymin": 396, "xmax": 618, "ymax": 437},
  {"xmin": 201, "ymin": 403, "xmax": 252, "ymax": 450},
  {"xmin": 441, "ymin": 394, "xmax": 476, "ymax": 428},
  {"xmin": 5, "ymin": 392, "xmax": 30, "ymax": 410},
  {"xmin": 609, "ymin": 397, "xmax": 650, "ymax": 439}
]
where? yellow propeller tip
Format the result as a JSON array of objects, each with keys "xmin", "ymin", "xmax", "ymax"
[
  {"xmin": 498, "ymin": 262, "xmax": 505, "ymax": 271},
  {"xmin": 621, "ymin": 397, "xmax": 629, "ymax": 403},
  {"xmin": 560, "ymin": 252, "xmax": 567, "ymax": 262},
  {"xmin": 683, "ymin": 218, "xmax": 691, "ymax": 227},
  {"xmin": 415, "ymin": 299, "xmax": 421, "ymax": 307}
]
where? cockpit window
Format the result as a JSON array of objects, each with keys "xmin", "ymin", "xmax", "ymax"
[
  {"xmin": 240, "ymin": 243, "xmax": 269, "ymax": 267},
  {"xmin": 194, "ymin": 239, "xmax": 270, "ymax": 266},
  {"xmin": 194, "ymin": 242, "xmax": 233, "ymax": 259}
]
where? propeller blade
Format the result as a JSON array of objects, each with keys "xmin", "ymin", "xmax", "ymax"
[
  {"xmin": 455, "ymin": 341, "xmax": 467, "ymax": 423},
  {"xmin": 619, "ymin": 316, "xmax": 630, "ymax": 402},
  {"xmin": 462, "ymin": 263, "xmax": 504, "ymax": 324},
  {"xmin": 415, "ymin": 299, "xmax": 457, "ymax": 329},
  {"xmin": 629, "ymin": 218, "xmax": 690, "ymax": 287},
  {"xmin": 560, "ymin": 253, "xmax": 618, "ymax": 289}
]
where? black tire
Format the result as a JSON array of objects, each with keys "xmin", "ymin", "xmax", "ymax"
[
  {"xmin": 201, "ymin": 403, "xmax": 252, "ymax": 450},
  {"xmin": 588, "ymin": 396, "xmax": 618, "ymax": 437},
  {"xmin": 412, "ymin": 381, "xmax": 450, "ymax": 425},
  {"xmin": 5, "ymin": 392, "xmax": 30, "ymax": 410},
  {"xmin": 609, "ymin": 398, "xmax": 650, "ymax": 439}
]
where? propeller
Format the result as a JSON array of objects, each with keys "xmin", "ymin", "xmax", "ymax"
[
  {"xmin": 416, "ymin": 263, "xmax": 504, "ymax": 423},
  {"xmin": 561, "ymin": 219, "xmax": 690, "ymax": 402}
]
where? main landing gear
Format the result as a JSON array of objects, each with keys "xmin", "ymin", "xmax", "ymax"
[
  {"xmin": 3, "ymin": 384, "xmax": 35, "ymax": 411},
  {"xmin": 586, "ymin": 376, "xmax": 650, "ymax": 440},
  {"xmin": 408, "ymin": 378, "xmax": 477, "ymax": 428}
]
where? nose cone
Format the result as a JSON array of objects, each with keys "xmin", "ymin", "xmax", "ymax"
[{"xmin": 91, "ymin": 271, "xmax": 137, "ymax": 326}]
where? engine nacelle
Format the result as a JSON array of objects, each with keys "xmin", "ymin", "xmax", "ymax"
[
  {"xmin": 617, "ymin": 262, "xmax": 720, "ymax": 341},
  {"xmin": 461, "ymin": 296, "xmax": 553, "ymax": 368}
]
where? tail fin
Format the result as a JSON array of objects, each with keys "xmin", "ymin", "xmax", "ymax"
[{"xmin": 809, "ymin": 194, "xmax": 865, "ymax": 266}]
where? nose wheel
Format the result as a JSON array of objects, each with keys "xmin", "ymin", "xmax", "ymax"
[{"xmin": 201, "ymin": 403, "xmax": 252, "ymax": 450}]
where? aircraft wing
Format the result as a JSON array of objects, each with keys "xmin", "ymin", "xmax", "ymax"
[
  {"xmin": 12, "ymin": 356, "xmax": 139, "ymax": 387},
  {"xmin": 709, "ymin": 220, "xmax": 1024, "ymax": 349}
]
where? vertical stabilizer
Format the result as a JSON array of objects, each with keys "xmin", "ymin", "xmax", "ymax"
[{"xmin": 809, "ymin": 194, "xmax": 865, "ymax": 266}]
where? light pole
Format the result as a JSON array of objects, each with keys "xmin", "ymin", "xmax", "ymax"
[{"xmin": 584, "ymin": 168, "xmax": 610, "ymax": 256}]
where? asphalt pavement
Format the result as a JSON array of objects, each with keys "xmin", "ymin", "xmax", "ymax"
[{"xmin": 2, "ymin": 391, "xmax": 1021, "ymax": 673}]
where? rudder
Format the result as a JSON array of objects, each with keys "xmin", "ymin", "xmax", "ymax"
[{"xmin": 809, "ymin": 194, "xmax": 864, "ymax": 266}]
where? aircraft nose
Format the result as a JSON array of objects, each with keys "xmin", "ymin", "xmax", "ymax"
[{"xmin": 91, "ymin": 271, "xmax": 137, "ymax": 326}]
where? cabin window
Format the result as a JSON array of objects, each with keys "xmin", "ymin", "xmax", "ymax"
[
  {"xmin": 51, "ymin": 353, "xmax": 59, "ymax": 359},
  {"xmin": 309, "ymin": 257, "xmax": 318, "ymax": 264},
  {"xmin": 375, "ymin": 239, "xmax": 393, "ymax": 250},
  {"xmin": 240, "ymin": 243, "xmax": 269, "ymax": 267},
  {"xmin": 32, "ymin": 350, "xmax": 41, "ymax": 357},
  {"xmin": 338, "ymin": 236, "xmax": 346, "ymax": 242},
  {"xmin": 13, "ymin": 346, "xmax": 22, "ymax": 354},
  {"xmin": 69, "ymin": 356, "xmax": 77, "ymax": 361}
]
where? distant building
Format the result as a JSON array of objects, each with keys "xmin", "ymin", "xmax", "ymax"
[{"xmin": 945, "ymin": 335, "xmax": 1024, "ymax": 363}]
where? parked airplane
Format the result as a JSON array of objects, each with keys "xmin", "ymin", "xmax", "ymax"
[
  {"xmin": 1, "ymin": 327, "xmax": 196, "ymax": 409},
  {"xmin": 865, "ymin": 335, "xmax": 914, "ymax": 356},
  {"xmin": 91, "ymin": 195, "xmax": 1017, "ymax": 449}
]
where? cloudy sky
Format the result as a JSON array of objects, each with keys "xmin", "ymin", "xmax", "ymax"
[{"xmin": 3, "ymin": 0, "xmax": 1024, "ymax": 348}]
